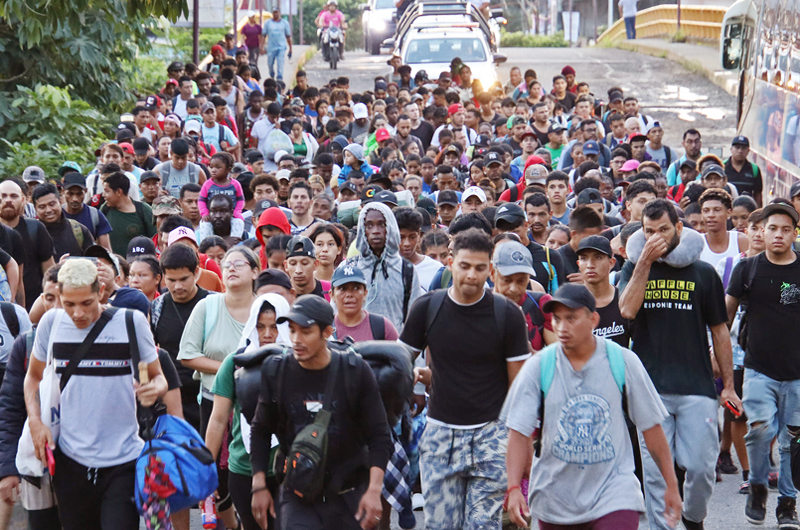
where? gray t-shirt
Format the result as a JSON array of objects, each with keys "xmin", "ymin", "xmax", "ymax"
[
  {"xmin": 502, "ymin": 339, "xmax": 667, "ymax": 525},
  {"xmin": 33, "ymin": 308, "xmax": 158, "ymax": 468}
]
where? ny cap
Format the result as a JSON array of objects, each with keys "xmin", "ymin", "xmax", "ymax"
[
  {"xmin": 331, "ymin": 264, "xmax": 368, "ymax": 288},
  {"xmin": 576, "ymin": 235, "xmax": 613, "ymax": 257},
  {"xmin": 542, "ymin": 283, "xmax": 597, "ymax": 313},
  {"xmin": 484, "ymin": 151, "xmax": 503, "ymax": 166},
  {"xmin": 492, "ymin": 241, "xmax": 535, "ymax": 277},
  {"xmin": 277, "ymin": 294, "xmax": 335, "ymax": 328},
  {"xmin": 286, "ymin": 236, "xmax": 316, "ymax": 259},
  {"xmin": 168, "ymin": 226, "xmax": 198, "ymax": 247},
  {"xmin": 126, "ymin": 236, "xmax": 156, "ymax": 260}
]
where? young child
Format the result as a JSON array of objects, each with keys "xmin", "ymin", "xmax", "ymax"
[{"xmin": 198, "ymin": 152, "xmax": 245, "ymax": 219}]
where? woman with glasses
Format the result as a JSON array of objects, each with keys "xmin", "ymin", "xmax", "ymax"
[{"xmin": 178, "ymin": 246, "xmax": 259, "ymax": 529}]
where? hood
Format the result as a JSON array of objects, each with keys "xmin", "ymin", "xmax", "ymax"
[
  {"xmin": 625, "ymin": 227, "xmax": 705, "ymax": 269},
  {"xmin": 332, "ymin": 135, "xmax": 349, "ymax": 150},
  {"xmin": 523, "ymin": 155, "xmax": 546, "ymax": 174},
  {"xmin": 237, "ymin": 293, "xmax": 292, "ymax": 353},
  {"xmin": 255, "ymin": 207, "xmax": 291, "ymax": 246},
  {"xmin": 356, "ymin": 202, "xmax": 400, "ymax": 260}
]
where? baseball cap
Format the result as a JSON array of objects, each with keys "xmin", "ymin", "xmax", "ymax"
[
  {"xmin": 375, "ymin": 80, "xmax": 388, "ymax": 91},
  {"xmin": 790, "ymin": 181, "xmax": 800, "ymax": 198},
  {"xmin": 248, "ymin": 9, "xmax": 256, "ymax": 16},
  {"xmin": 620, "ymin": 159, "xmax": 640, "ymax": 172},
  {"xmin": 629, "ymin": 133, "xmax": 648, "ymax": 143},
  {"xmin": 133, "ymin": 137, "xmax": 150, "ymax": 156},
  {"xmin": 353, "ymin": 103, "xmax": 369, "ymax": 120},
  {"xmin": 201, "ymin": 101, "xmax": 216, "ymax": 114},
  {"xmin": 495, "ymin": 203, "xmax": 526, "ymax": 227},
  {"xmin": 679, "ymin": 159, "xmax": 697, "ymax": 171},
  {"xmin": 58, "ymin": 161, "xmax": 82, "ymax": 177},
  {"xmin": 140, "ymin": 171, "xmax": 160, "ymax": 183},
  {"xmin": 253, "ymin": 199, "xmax": 280, "ymax": 219},
  {"xmin": 609, "ymin": 90, "xmax": 623, "ymax": 103},
  {"xmin": 277, "ymin": 294, "xmax": 335, "ymax": 328},
  {"xmin": 485, "ymin": 151, "xmax": 503, "ymax": 167},
  {"xmin": 84, "ymin": 245, "xmax": 119, "ymax": 275},
  {"xmin": 437, "ymin": 190, "xmax": 459, "ymax": 207},
  {"xmin": 246, "ymin": 150, "xmax": 264, "ymax": 164},
  {"xmin": 448, "ymin": 103, "xmax": 464, "ymax": 116},
  {"xmin": 375, "ymin": 128, "xmax": 391, "ymax": 143},
  {"xmin": 416, "ymin": 207, "xmax": 433, "ymax": 232},
  {"xmin": 562, "ymin": 65, "xmax": 576, "ymax": 76},
  {"xmin": 492, "ymin": 241, "xmax": 535, "ymax": 277},
  {"xmin": 145, "ymin": 95, "xmax": 162, "ymax": 110},
  {"xmin": 548, "ymin": 123, "xmax": 565, "ymax": 134},
  {"xmin": 286, "ymin": 236, "xmax": 316, "ymax": 259},
  {"xmin": 416, "ymin": 197, "xmax": 437, "ymax": 217},
  {"xmin": 167, "ymin": 226, "xmax": 198, "ymax": 247},
  {"xmin": 118, "ymin": 142, "xmax": 134, "ymax": 155},
  {"xmin": 152, "ymin": 195, "xmax": 182, "ymax": 216},
  {"xmin": 290, "ymin": 97, "xmax": 304, "ymax": 108},
  {"xmin": 331, "ymin": 264, "xmax": 368, "ymax": 288},
  {"xmin": 256, "ymin": 269, "xmax": 293, "ymax": 292},
  {"xmin": 542, "ymin": 284, "xmax": 597, "ymax": 313},
  {"xmin": 474, "ymin": 134, "xmax": 491, "ymax": 148},
  {"xmin": 276, "ymin": 169, "xmax": 291, "ymax": 182},
  {"xmin": 462, "ymin": 186, "xmax": 487, "ymax": 203},
  {"xmin": 361, "ymin": 183, "xmax": 383, "ymax": 203},
  {"xmin": 762, "ymin": 202, "xmax": 800, "ymax": 225},
  {"xmin": 583, "ymin": 140, "xmax": 600, "ymax": 156},
  {"xmin": 115, "ymin": 128, "xmax": 135, "ymax": 142},
  {"xmin": 577, "ymin": 188, "xmax": 603, "ymax": 206},
  {"xmin": 184, "ymin": 120, "xmax": 202, "ymax": 134},
  {"xmin": 438, "ymin": 71, "xmax": 451, "ymax": 80},
  {"xmin": 339, "ymin": 181, "xmax": 358, "ymax": 196},
  {"xmin": 167, "ymin": 61, "xmax": 185, "ymax": 73},
  {"xmin": 509, "ymin": 115, "xmax": 526, "ymax": 128},
  {"xmin": 22, "ymin": 166, "xmax": 45, "ymax": 184},
  {"xmin": 576, "ymin": 235, "xmax": 613, "ymax": 257},
  {"xmin": 63, "ymin": 172, "xmax": 86, "ymax": 190},
  {"xmin": 373, "ymin": 190, "xmax": 398, "ymax": 207},
  {"xmin": 701, "ymin": 164, "xmax": 724, "ymax": 178},
  {"xmin": 126, "ymin": 236, "xmax": 156, "ymax": 260},
  {"xmin": 732, "ymin": 135, "xmax": 750, "ymax": 147},
  {"xmin": 525, "ymin": 164, "xmax": 549, "ymax": 185},
  {"xmin": 411, "ymin": 93, "xmax": 424, "ymax": 103}
]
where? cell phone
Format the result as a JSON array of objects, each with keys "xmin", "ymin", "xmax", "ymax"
[
  {"xmin": 725, "ymin": 400, "xmax": 742, "ymax": 417},
  {"xmin": 45, "ymin": 445, "xmax": 55, "ymax": 476}
]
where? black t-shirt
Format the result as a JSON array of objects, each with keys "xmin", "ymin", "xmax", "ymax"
[
  {"xmin": 0, "ymin": 225, "xmax": 25, "ymax": 273},
  {"xmin": 593, "ymin": 288, "xmax": 632, "ymax": 347},
  {"xmin": 399, "ymin": 290, "xmax": 530, "ymax": 425},
  {"xmin": 526, "ymin": 240, "xmax": 566, "ymax": 293},
  {"xmin": 11, "ymin": 218, "xmax": 54, "ymax": 310},
  {"xmin": 618, "ymin": 259, "xmax": 727, "ymax": 398},
  {"xmin": 153, "ymin": 288, "xmax": 209, "ymax": 396},
  {"xmin": 727, "ymin": 253, "xmax": 800, "ymax": 381},
  {"xmin": 136, "ymin": 157, "xmax": 159, "ymax": 171},
  {"xmin": 555, "ymin": 92, "xmax": 577, "ymax": 112},
  {"xmin": 506, "ymin": 137, "xmax": 523, "ymax": 158},
  {"xmin": 724, "ymin": 158, "xmax": 763, "ymax": 198},
  {"xmin": 411, "ymin": 121, "xmax": 435, "ymax": 150},
  {"xmin": 310, "ymin": 280, "xmax": 329, "ymax": 299},
  {"xmin": 532, "ymin": 124, "xmax": 550, "ymax": 146},
  {"xmin": 557, "ymin": 243, "xmax": 579, "ymax": 276}
]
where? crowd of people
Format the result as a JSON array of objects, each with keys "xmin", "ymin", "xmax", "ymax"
[{"xmin": 0, "ymin": 30, "xmax": 796, "ymax": 530}]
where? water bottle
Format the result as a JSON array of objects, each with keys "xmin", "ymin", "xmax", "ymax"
[{"xmin": 201, "ymin": 495, "xmax": 217, "ymax": 529}]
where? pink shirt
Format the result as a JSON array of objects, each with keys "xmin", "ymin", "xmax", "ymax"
[
  {"xmin": 334, "ymin": 312, "xmax": 399, "ymax": 342},
  {"xmin": 319, "ymin": 10, "xmax": 345, "ymax": 27}
]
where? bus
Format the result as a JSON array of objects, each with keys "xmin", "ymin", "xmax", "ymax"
[{"xmin": 721, "ymin": 0, "xmax": 800, "ymax": 201}]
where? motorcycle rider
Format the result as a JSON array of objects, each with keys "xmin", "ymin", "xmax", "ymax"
[{"xmin": 316, "ymin": 0, "xmax": 347, "ymax": 59}]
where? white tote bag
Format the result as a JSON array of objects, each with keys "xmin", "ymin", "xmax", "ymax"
[{"xmin": 16, "ymin": 312, "xmax": 63, "ymax": 477}]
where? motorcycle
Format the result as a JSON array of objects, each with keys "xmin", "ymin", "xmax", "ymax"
[{"xmin": 322, "ymin": 24, "xmax": 343, "ymax": 70}]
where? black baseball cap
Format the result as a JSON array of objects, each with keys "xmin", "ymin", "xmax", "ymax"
[
  {"xmin": 277, "ymin": 294, "xmax": 335, "ymax": 328},
  {"xmin": 510, "ymin": 116, "xmax": 526, "ymax": 128},
  {"xmin": 732, "ymin": 135, "xmax": 750, "ymax": 147},
  {"xmin": 167, "ymin": 61, "xmax": 185, "ymax": 73},
  {"xmin": 286, "ymin": 236, "xmax": 316, "ymax": 259},
  {"xmin": 577, "ymin": 188, "xmax": 603, "ymax": 206},
  {"xmin": 548, "ymin": 123, "xmax": 565, "ymax": 134},
  {"xmin": 494, "ymin": 203, "xmax": 526, "ymax": 227},
  {"xmin": 127, "ymin": 236, "xmax": 157, "ymax": 260},
  {"xmin": 679, "ymin": 159, "xmax": 697, "ymax": 170},
  {"xmin": 437, "ymin": 190, "xmax": 459, "ymax": 206},
  {"xmin": 84, "ymin": 245, "xmax": 119, "ymax": 275},
  {"xmin": 373, "ymin": 190, "xmax": 398, "ymax": 207},
  {"xmin": 63, "ymin": 172, "xmax": 86, "ymax": 190},
  {"xmin": 474, "ymin": 134, "xmax": 491, "ymax": 148},
  {"xmin": 790, "ymin": 181, "xmax": 800, "ymax": 199},
  {"xmin": 416, "ymin": 207, "xmax": 433, "ymax": 232},
  {"xmin": 246, "ymin": 150, "xmax": 264, "ymax": 163},
  {"xmin": 485, "ymin": 151, "xmax": 503, "ymax": 166},
  {"xmin": 577, "ymin": 235, "xmax": 613, "ymax": 257},
  {"xmin": 256, "ymin": 269, "xmax": 293, "ymax": 291},
  {"xmin": 133, "ymin": 137, "xmax": 150, "ymax": 156},
  {"xmin": 140, "ymin": 171, "xmax": 160, "ymax": 183},
  {"xmin": 339, "ymin": 181, "xmax": 358, "ymax": 196},
  {"xmin": 416, "ymin": 197, "xmax": 437, "ymax": 217},
  {"xmin": 701, "ymin": 164, "xmax": 725, "ymax": 179},
  {"xmin": 762, "ymin": 202, "xmax": 800, "ymax": 225},
  {"xmin": 361, "ymin": 183, "xmax": 383, "ymax": 204},
  {"xmin": 254, "ymin": 199, "xmax": 280, "ymax": 219},
  {"xmin": 542, "ymin": 284, "xmax": 597, "ymax": 313}
]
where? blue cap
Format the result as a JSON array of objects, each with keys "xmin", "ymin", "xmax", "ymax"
[
  {"xmin": 732, "ymin": 135, "xmax": 750, "ymax": 147},
  {"xmin": 583, "ymin": 140, "xmax": 600, "ymax": 155},
  {"xmin": 331, "ymin": 264, "xmax": 368, "ymax": 288}
]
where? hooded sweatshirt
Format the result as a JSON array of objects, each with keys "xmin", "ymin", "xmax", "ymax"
[
  {"xmin": 498, "ymin": 155, "xmax": 547, "ymax": 202},
  {"xmin": 256, "ymin": 207, "xmax": 291, "ymax": 269},
  {"xmin": 344, "ymin": 202, "xmax": 421, "ymax": 332}
]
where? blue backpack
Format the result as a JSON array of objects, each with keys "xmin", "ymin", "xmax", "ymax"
[{"xmin": 134, "ymin": 415, "xmax": 218, "ymax": 514}]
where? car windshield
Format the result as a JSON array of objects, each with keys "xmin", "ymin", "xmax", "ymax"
[
  {"xmin": 375, "ymin": 0, "xmax": 394, "ymax": 8},
  {"xmin": 404, "ymin": 37, "xmax": 487, "ymax": 63}
]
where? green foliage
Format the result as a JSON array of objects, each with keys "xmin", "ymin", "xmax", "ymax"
[
  {"xmin": 0, "ymin": 138, "xmax": 101, "ymax": 180},
  {"xmin": 670, "ymin": 29, "xmax": 688, "ymax": 43},
  {"xmin": 124, "ymin": 56, "xmax": 170, "ymax": 102},
  {"xmin": 152, "ymin": 27, "xmax": 230, "ymax": 62},
  {"xmin": 499, "ymin": 30, "xmax": 568, "ymax": 47},
  {"xmin": 299, "ymin": 0, "xmax": 363, "ymax": 51}
]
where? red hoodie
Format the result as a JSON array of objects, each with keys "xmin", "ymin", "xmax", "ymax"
[
  {"xmin": 256, "ymin": 208, "xmax": 291, "ymax": 269},
  {"xmin": 498, "ymin": 155, "xmax": 547, "ymax": 202}
]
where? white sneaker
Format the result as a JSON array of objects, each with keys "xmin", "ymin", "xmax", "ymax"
[{"xmin": 412, "ymin": 493, "xmax": 424, "ymax": 511}]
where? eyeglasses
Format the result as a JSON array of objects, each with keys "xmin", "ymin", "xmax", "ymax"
[{"xmin": 222, "ymin": 260, "xmax": 250, "ymax": 270}]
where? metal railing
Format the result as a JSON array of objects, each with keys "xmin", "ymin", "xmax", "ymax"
[{"xmin": 597, "ymin": 5, "xmax": 728, "ymax": 45}]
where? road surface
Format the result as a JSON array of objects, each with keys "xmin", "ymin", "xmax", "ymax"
[{"xmin": 305, "ymin": 47, "xmax": 737, "ymax": 157}]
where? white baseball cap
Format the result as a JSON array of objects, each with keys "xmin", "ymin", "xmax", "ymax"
[
  {"xmin": 462, "ymin": 186, "xmax": 487, "ymax": 203},
  {"xmin": 247, "ymin": 10, "xmax": 256, "ymax": 17},
  {"xmin": 274, "ymin": 149, "xmax": 289, "ymax": 163},
  {"xmin": 276, "ymin": 169, "xmax": 291, "ymax": 182},
  {"xmin": 184, "ymin": 120, "xmax": 202, "ymax": 134},
  {"xmin": 168, "ymin": 227, "xmax": 198, "ymax": 247},
  {"xmin": 353, "ymin": 103, "xmax": 369, "ymax": 120}
]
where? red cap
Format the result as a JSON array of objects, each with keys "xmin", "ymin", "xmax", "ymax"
[
  {"xmin": 561, "ymin": 65, "xmax": 576, "ymax": 76},
  {"xmin": 211, "ymin": 44, "xmax": 225, "ymax": 55},
  {"xmin": 448, "ymin": 103, "xmax": 463, "ymax": 116},
  {"xmin": 165, "ymin": 79, "xmax": 179, "ymax": 87},
  {"xmin": 375, "ymin": 128, "xmax": 391, "ymax": 142},
  {"xmin": 118, "ymin": 142, "xmax": 134, "ymax": 155}
]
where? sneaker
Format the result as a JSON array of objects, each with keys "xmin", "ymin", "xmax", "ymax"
[
  {"xmin": 682, "ymin": 516, "xmax": 704, "ymax": 529},
  {"xmin": 777, "ymin": 497, "xmax": 800, "ymax": 530},
  {"xmin": 747, "ymin": 484, "xmax": 769, "ymax": 525},
  {"xmin": 771, "ymin": 471, "xmax": 780, "ymax": 489},
  {"xmin": 412, "ymin": 493, "xmax": 424, "ymax": 511},
  {"xmin": 718, "ymin": 451, "xmax": 739, "ymax": 474},
  {"xmin": 740, "ymin": 481, "xmax": 751, "ymax": 494},
  {"xmin": 716, "ymin": 468, "xmax": 723, "ymax": 483}
]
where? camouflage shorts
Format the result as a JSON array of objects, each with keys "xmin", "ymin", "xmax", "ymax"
[{"xmin": 419, "ymin": 419, "xmax": 508, "ymax": 530}]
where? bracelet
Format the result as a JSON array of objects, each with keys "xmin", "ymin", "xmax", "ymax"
[
  {"xmin": 506, "ymin": 485, "xmax": 521, "ymax": 495},
  {"xmin": 251, "ymin": 486, "xmax": 269, "ymax": 494}
]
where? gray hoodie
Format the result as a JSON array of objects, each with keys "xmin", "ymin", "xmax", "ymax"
[{"xmin": 345, "ymin": 202, "xmax": 421, "ymax": 332}]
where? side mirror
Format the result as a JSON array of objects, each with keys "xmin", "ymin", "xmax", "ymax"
[
  {"xmin": 359, "ymin": 3, "xmax": 370, "ymax": 9},
  {"xmin": 493, "ymin": 53, "xmax": 508, "ymax": 64},
  {"xmin": 721, "ymin": 22, "xmax": 743, "ymax": 70}
]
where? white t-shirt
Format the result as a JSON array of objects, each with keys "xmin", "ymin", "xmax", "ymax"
[
  {"xmin": 414, "ymin": 255, "xmax": 443, "ymax": 293},
  {"xmin": 0, "ymin": 305, "xmax": 32, "ymax": 364},
  {"xmin": 250, "ymin": 119, "xmax": 277, "ymax": 156},
  {"xmin": 173, "ymin": 97, "xmax": 190, "ymax": 119},
  {"xmin": 33, "ymin": 309, "xmax": 158, "ymax": 467},
  {"xmin": 619, "ymin": 0, "xmax": 638, "ymax": 18}
]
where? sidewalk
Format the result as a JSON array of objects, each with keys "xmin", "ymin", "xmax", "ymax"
[
  {"xmin": 256, "ymin": 44, "xmax": 312, "ymax": 88},
  {"xmin": 612, "ymin": 38, "xmax": 739, "ymax": 96}
]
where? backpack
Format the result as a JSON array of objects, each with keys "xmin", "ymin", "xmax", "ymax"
[
  {"xmin": 520, "ymin": 292, "xmax": 547, "ymax": 343},
  {"xmin": 735, "ymin": 254, "xmax": 761, "ymax": 351},
  {"xmin": 0, "ymin": 302, "xmax": 20, "ymax": 339},
  {"xmin": 161, "ymin": 162, "xmax": 200, "ymax": 195},
  {"xmin": 401, "ymin": 258, "xmax": 414, "ymax": 323},
  {"xmin": 100, "ymin": 201, "xmax": 150, "ymax": 235},
  {"xmin": 532, "ymin": 339, "xmax": 627, "ymax": 457}
]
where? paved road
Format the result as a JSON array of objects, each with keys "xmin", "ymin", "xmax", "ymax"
[{"xmin": 305, "ymin": 46, "xmax": 737, "ymax": 157}]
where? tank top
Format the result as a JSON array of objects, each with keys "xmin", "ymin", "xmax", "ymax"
[
  {"xmin": 699, "ymin": 231, "xmax": 740, "ymax": 267},
  {"xmin": 222, "ymin": 86, "xmax": 238, "ymax": 115}
]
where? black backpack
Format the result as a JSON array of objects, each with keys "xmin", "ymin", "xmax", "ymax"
[
  {"xmin": 735, "ymin": 254, "xmax": 761, "ymax": 351},
  {"xmin": 520, "ymin": 292, "xmax": 547, "ymax": 343}
]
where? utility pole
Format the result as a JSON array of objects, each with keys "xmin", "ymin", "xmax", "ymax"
[
  {"xmin": 193, "ymin": 0, "xmax": 200, "ymax": 64},
  {"xmin": 233, "ymin": 0, "xmax": 239, "ymax": 46},
  {"xmin": 299, "ymin": 0, "xmax": 304, "ymax": 44}
]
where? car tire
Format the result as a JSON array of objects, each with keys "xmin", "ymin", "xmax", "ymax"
[{"xmin": 369, "ymin": 37, "xmax": 381, "ymax": 55}]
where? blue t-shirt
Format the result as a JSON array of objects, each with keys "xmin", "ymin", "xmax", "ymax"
[
  {"xmin": 263, "ymin": 18, "xmax": 291, "ymax": 51},
  {"xmin": 201, "ymin": 123, "xmax": 239, "ymax": 152},
  {"xmin": 64, "ymin": 205, "xmax": 113, "ymax": 239}
]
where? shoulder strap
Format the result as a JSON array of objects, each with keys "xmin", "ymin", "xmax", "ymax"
[
  {"xmin": 605, "ymin": 339, "xmax": 626, "ymax": 393},
  {"xmin": 125, "ymin": 309, "xmax": 141, "ymax": 382},
  {"xmin": 67, "ymin": 219, "xmax": 84, "ymax": 247},
  {"xmin": 750, "ymin": 161, "xmax": 759, "ymax": 177},
  {"xmin": 664, "ymin": 146, "xmax": 672, "ymax": 168},
  {"xmin": 25, "ymin": 328, "xmax": 36, "ymax": 360},
  {"xmin": 440, "ymin": 268, "xmax": 452, "ymax": 289},
  {"xmin": 509, "ymin": 186, "xmax": 519, "ymax": 202},
  {"xmin": 89, "ymin": 207, "xmax": 99, "ymax": 232},
  {"xmin": 217, "ymin": 124, "xmax": 223, "ymax": 147},
  {"xmin": 0, "ymin": 302, "xmax": 19, "ymax": 338},
  {"xmin": 424, "ymin": 289, "xmax": 448, "ymax": 348},
  {"xmin": 722, "ymin": 257, "xmax": 734, "ymax": 291},
  {"xmin": 521, "ymin": 292, "xmax": 545, "ymax": 328},
  {"xmin": 60, "ymin": 307, "xmax": 119, "ymax": 391},
  {"xmin": 204, "ymin": 293, "xmax": 222, "ymax": 344},
  {"xmin": 538, "ymin": 344, "xmax": 558, "ymax": 398},
  {"xmin": 100, "ymin": 203, "xmax": 109, "ymax": 215},
  {"xmin": 161, "ymin": 162, "xmax": 172, "ymax": 190},
  {"xmin": 320, "ymin": 352, "xmax": 341, "ymax": 414},
  {"xmin": 368, "ymin": 313, "xmax": 385, "ymax": 341},
  {"xmin": 401, "ymin": 258, "xmax": 414, "ymax": 323},
  {"xmin": 24, "ymin": 218, "xmax": 39, "ymax": 243}
]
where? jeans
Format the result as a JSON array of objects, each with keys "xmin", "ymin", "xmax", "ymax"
[
  {"xmin": 639, "ymin": 394, "xmax": 718, "ymax": 529},
  {"xmin": 266, "ymin": 47, "xmax": 286, "ymax": 80},
  {"xmin": 248, "ymin": 46, "xmax": 260, "ymax": 65},
  {"xmin": 277, "ymin": 483, "xmax": 365, "ymax": 530},
  {"xmin": 743, "ymin": 368, "xmax": 800, "ymax": 499},
  {"xmin": 624, "ymin": 16, "xmax": 637, "ymax": 39}
]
